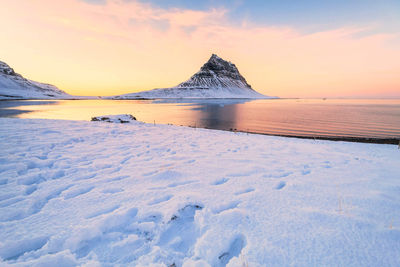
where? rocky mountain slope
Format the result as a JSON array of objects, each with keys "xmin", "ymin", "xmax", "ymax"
[
  {"xmin": 114, "ymin": 54, "xmax": 272, "ymax": 99},
  {"xmin": 0, "ymin": 61, "xmax": 71, "ymax": 99}
]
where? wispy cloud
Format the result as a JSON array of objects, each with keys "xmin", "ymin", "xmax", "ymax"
[
  {"xmin": 0, "ymin": 0, "xmax": 399, "ymax": 97},
  {"xmin": 80, "ymin": 0, "xmax": 107, "ymax": 5}
]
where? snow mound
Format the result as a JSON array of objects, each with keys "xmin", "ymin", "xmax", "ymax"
[
  {"xmin": 113, "ymin": 54, "xmax": 273, "ymax": 99},
  {"xmin": 0, "ymin": 60, "xmax": 71, "ymax": 99},
  {"xmin": 91, "ymin": 114, "xmax": 137, "ymax": 123}
]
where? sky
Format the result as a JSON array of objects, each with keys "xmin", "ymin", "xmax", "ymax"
[{"xmin": 1, "ymin": 0, "xmax": 399, "ymax": 98}]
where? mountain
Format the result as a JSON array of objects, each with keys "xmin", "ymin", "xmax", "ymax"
[
  {"xmin": 113, "ymin": 54, "xmax": 272, "ymax": 99},
  {"xmin": 0, "ymin": 60, "xmax": 71, "ymax": 99}
]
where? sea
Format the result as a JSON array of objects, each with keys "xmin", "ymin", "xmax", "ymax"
[{"xmin": 1, "ymin": 98, "xmax": 399, "ymax": 143}]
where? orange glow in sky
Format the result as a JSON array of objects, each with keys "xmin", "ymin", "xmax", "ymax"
[{"xmin": 1, "ymin": 0, "xmax": 399, "ymax": 98}]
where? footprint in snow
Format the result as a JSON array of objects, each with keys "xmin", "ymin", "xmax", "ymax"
[
  {"xmin": 234, "ymin": 188, "xmax": 255, "ymax": 195},
  {"xmin": 217, "ymin": 234, "xmax": 246, "ymax": 267},
  {"xmin": 167, "ymin": 180, "xmax": 196, "ymax": 188},
  {"xmin": 158, "ymin": 204, "xmax": 203, "ymax": 254},
  {"xmin": 106, "ymin": 175, "xmax": 130, "ymax": 182},
  {"xmin": 64, "ymin": 186, "xmax": 94, "ymax": 200},
  {"xmin": 161, "ymin": 163, "xmax": 174, "ymax": 168},
  {"xmin": 0, "ymin": 193, "xmax": 17, "ymax": 202},
  {"xmin": 0, "ymin": 197, "xmax": 24, "ymax": 208},
  {"xmin": 1, "ymin": 185, "xmax": 73, "ymax": 222},
  {"xmin": 74, "ymin": 173, "xmax": 97, "ymax": 181},
  {"xmin": 322, "ymin": 161, "xmax": 332, "ymax": 168},
  {"xmin": 0, "ymin": 236, "xmax": 49, "ymax": 261},
  {"xmin": 24, "ymin": 185, "xmax": 37, "ymax": 195},
  {"xmin": 212, "ymin": 200, "xmax": 241, "ymax": 214},
  {"xmin": 102, "ymin": 188, "xmax": 124, "ymax": 194},
  {"xmin": 151, "ymin": 170, "xmax": 182, "ymax": 181},
  {"xmin": 143, "ymin": 170, "xmax": 158, "ymax": 177},
  {"xmin": 85, "ymin": 204, "xmax": 121, "ymax": 219},
  {"xmin": 139, "ymin": 212, "xmax": 163, "ymax": 223},
  {"xmin": 275, "ymin": 181, "xmax": 286, "ymax": 190},
  {"xmin": 147, "ymin": 186, "xmax": 166, "ymax": 191},
  {"xmin": 263, "ymin": 170, "xmax": 292, "ymax": 179},
  {"xmin": 302, "ymin": 165, "xmax": 311, "ymax": 175},
  {"xmin": 212, "ymin": 178, "xmax": 229, "ymax": 186},
  {"xmin": 147, "ymin": 195, "xmax": 173, "ymax": 206}
]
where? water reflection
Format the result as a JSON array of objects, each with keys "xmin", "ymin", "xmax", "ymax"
[
  {"xmin": 195, "ymin": 103, "xmax": 238, "ymax": 130},
  {"xmin": 0, "ymin": 99, "xmax": 399, "ymax": 140},
  {"xmin": 152, "ymin": 99, "xmax": 254, "ymax": 130},
  {"xmin": 0, "ymin": 100, "xmax": 59, "ymax": 117},
  {"xmin": 152, "ymin": 98, "xmax": 252, "ymax": 106}
]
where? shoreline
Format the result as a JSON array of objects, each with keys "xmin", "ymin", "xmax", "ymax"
[
  {"xmin": 1, "ymin": 113, "xmax": 399, "ymax": 145},
  {"xmin": 231, "ymin": 130, "xmax": 400, "ymax": 145},
  {"xmin": 184, "ymin": 125, "xmax": 400, "ymax": 145}
]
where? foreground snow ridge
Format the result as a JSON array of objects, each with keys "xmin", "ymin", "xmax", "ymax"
[
  {"xmin": 0, "ymin": 118, "xmax": 399, "ymax": 266},
  {"xmin": 114, "ymin": 54, "xmax": 272, "ymax": 99}
]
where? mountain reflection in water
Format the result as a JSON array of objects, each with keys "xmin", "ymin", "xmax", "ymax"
[{"xmin": 1, "ymin": 99, "xmax": 399, "ymax": 143}]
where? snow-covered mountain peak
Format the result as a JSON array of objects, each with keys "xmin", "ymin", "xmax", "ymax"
[
  {"xmin": 113, "ymin": 54, "xmax": 274, "ymax": 99},
  {"xmin": 0, "ymin": 61, "xmax": 19, "ymax": 77},
  {"xmin": 204, "ymin": 53, "xmax": 235, "ymax": 70},
  {"xmin": 0, "ymin": 60, "xmax": 71, "ymax": 99},
  {"xmin": 201, "ymin": 54, "xmax": 242, "ymax": 77},
  {"xmin": 176, "ymin": 54, "xmax": 253, "ymax": 90}
]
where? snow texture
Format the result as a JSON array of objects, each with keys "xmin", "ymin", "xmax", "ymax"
[
  {"xmin": 0, "ymin": 118, "xmax": 399, "ymax": 266},
  {"xmin": 113, "ymin": 54, "xmax": 272, "ymax": 99},
  {"xmin": 0, "ymin": 60, "xmax": 71, "ymax": 100}
]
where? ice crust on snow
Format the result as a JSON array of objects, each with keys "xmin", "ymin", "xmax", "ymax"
[
  {"xmin": 113, "ymin": 54, "xmax": 272, "ymax": 99},
  {"xmin": 0, "ymin": 118, "xmax": 400, "ymax": 266},
  {"xmin": 0, "ymin": 60, "xmax": 71, "ymax": 99}
]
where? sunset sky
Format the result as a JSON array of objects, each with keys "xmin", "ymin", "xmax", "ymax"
[{"xmin": 1, "ymin": 0, "xmax": 399, "ymax": 98}]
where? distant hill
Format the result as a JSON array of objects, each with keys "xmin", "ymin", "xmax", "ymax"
[
  {"xmin": 113, "ymin": 54, "xmax": 273, "ymax": 99},
  {"xmin": 0, "ymin": 60, "xmax": 71, "ymax": 99}
]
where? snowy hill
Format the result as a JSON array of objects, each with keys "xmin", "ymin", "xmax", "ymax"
[
  {"xmin": 113, "ymin": 54, "xmax": 272, "ymax": 99},
  {"xmin": 0, "ymin": 60, "xmax": 71, "ymax": 99}
]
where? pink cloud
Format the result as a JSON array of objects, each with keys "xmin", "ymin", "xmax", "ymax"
[{"xmin": 0, "ymin": 0, "xmax": 399, "ymax": 97}]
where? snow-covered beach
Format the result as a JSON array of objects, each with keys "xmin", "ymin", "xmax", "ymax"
[{"xmin": 0, "ymin": 117, "xmax": 399, "ymax": 266}]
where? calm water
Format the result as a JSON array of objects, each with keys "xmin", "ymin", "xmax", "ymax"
[{"xmin": 1, "ymin": 99, "xmax": 400, "ymax": 140}]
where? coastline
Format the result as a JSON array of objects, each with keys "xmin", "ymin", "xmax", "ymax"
[{"xmin": 220, "ymin": 129, "xmax": 400, "ymax": 145}]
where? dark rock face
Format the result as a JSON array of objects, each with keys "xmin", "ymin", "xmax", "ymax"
[
  {"xmin": 91, "ymin": 115, "xmax": 137, "ymax": 123},
  {"xmin": 0, "ymin": 61, "xmax": 19, "ymax": 77},
  {"xmin": 176, "ymin": 54, "xmax": 254, "ymax": 90}
]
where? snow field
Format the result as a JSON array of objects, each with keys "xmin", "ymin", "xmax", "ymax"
[{"xmin": 0, "ymin": 118, "xmax": 399, "ymax": 266}]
